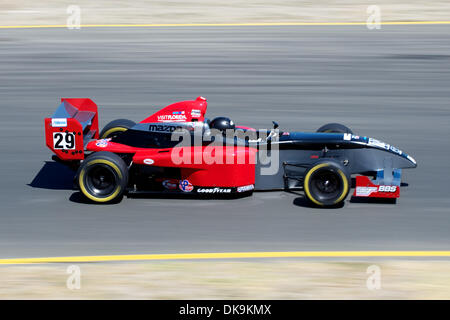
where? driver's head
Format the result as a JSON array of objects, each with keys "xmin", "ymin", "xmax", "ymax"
[{"xmin": 209, "ymin": 117, "xmax": 235, "ymax": 133}]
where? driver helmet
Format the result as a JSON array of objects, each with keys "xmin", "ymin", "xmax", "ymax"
[{"xmin": 209, "ymin": 117, "xmax": 235, "ymax": 133}]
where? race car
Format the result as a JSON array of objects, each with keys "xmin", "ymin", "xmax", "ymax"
[{"xmin": 44, "ymin": 96, "xmax": 417, "ymax": 207}]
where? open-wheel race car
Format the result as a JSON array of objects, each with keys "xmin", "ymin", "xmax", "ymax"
[{"xmin": 44, "ymin": 96, "xmax": 417, "ymax": 207}]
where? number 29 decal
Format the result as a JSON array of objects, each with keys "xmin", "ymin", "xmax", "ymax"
[{"xmin": 53, "ymin": 132, "xmax": 76, "ymax": 150}]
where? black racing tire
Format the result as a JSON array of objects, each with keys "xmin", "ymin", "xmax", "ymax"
[
  {"xmin": 317, "ymin": 123, "xmax": 353, "ymax": 134},
  {"xmin": 303, "ymin": 160, "xmax": 351, "ymax": 207},
  {"xmin": 77, "ymin": 152, "xmax": 128, "ymax": 203},
  {"xmin": 99, "ymin": 119, "xmax": 136, "ymax": 139}
]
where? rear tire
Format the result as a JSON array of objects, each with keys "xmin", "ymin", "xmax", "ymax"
[
  {"xmin": 317, "ymin": 123, "xmax": 353, "ymax": 134},
  {"xmin": 99, "ymin": 119, "xmax": 136, "ymax": 139},
  {"xmin": 77, "ymin": 152, "xmax": 128, "ymax": 203},
  {"xmin": 303, "ymin": 160, "xmax": 350, "ymax": 207}
]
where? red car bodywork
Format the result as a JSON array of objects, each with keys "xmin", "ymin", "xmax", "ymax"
[
  {"xmin": 45, "ymin": 96, "xmax": 256, "ymax": 189},
  {"xmin": 353, "ymin": 175, "xmax": 400, "ymax": 199}
]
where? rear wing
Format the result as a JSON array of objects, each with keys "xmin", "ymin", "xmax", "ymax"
[{"xmin": 44, "ymin": 98, "xmax": 99, "ymax": 161}]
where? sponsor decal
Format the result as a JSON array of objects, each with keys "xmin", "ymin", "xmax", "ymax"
[
  {"xmin": 197, "ymin": 187, "xmax": 232, "ymax": 194},
  {"xmin": 368, "ymin": 138, "xmax": 388, "ymax": 149},
  {"xmin": 378, "ymin": 185, "xmax": 397, "ymax": 192},
  {"xmin": 95, "ymin": 139, "xmax": 109, "ymax": 148},
  {"xmin": 157, "ymin": 114, "xmax": 187, "ymax": 122},
  {"xmin": 179, "ymin": 179, "xmax": 193, "ymax": 192},
  {"xmin": 162, "ymin": 179, "xmax": 178, "ymax": 190},
  {"xmin": 389, "ymin": 145, "xmax": 402, "ymax": 155},
  {"xmin": 148, "ymin": 124, "xmax": 183, "ymax": 133},
  {"xmin": 237, "ymin": 185, "xmax": 255, "ymax": 193},
  {"xmin": 355, "ymin": 185, "xmax": 397, "ymax": 196},
  {"xmin": 52, "ymin": 118, "xmax": 68, "ymax": 127},
  {"xmin": 172, "ymin": 111, "xmax": 185, "ymax": 115},
  {"xmin": 343, "ymin": 134, "xmax": 360, "ymax": 141},
  {"xmin": 355, "ymin": 186, "xmax": 378, "ymax": 197},
  {"xmin": 282, "ymin": 132, "xmax": 290, "ymax": 136},
  {"xmin": 53, "ymin": 132, "xmax": 75, "ymax": 150},
  {"xmin": 368, "ymin": 138, "xmax": 403, "ymax": 156},
  {"xmin": 191, "ymin": 109, "xmax": 201, "ymax": 118},
  {"xmin": 143, "ymin": 158, "xmax": 154, "ymax": 165}
]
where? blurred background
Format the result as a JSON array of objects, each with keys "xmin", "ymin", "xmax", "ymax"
[
  {"xmin": 0, "ymin": 1, "xmax": 449, "ymax": 299},
  {"xmin": 1, "ymin": 0, "xmax": 450, "ymax": 25}
]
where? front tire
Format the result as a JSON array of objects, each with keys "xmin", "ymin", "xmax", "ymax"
[
  {"xmin": 77, "ymin": 152, "xmax": 128, "ymax": 203},
  {"xmin": 99, "ymin": 119, "xmax": 136, "ymax": 139},
  {"xmin": 303, "ymin": 160, "xmax": 350, "ymax": 207}
]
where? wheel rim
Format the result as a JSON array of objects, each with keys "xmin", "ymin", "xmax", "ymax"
[{"xmin": 84, "ymin": 164, "xmax": 118, "ymax": 197}]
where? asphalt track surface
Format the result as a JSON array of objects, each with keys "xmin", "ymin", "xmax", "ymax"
[{"xmin": 0, "ymin": 25, "xmax": 449, "ymax": 259}]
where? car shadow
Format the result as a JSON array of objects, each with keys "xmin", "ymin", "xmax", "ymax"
[
  {"xmin": 69, "ymin": 191, "xmax": 122, "ymax": 205},
  {"xmin": 68, "ymin": 191, "xmax": 251, "ymax": 205},
  {"xmin": 28, "ymin": 161, "xmax": 76, "ymax": 190},
  {"xmin": 293, "ymin": 196, "xmax": 346, "ymax": 209},
  {"xmin": 127, "ymin": 192, "xmax": 251, "ymax": 200},
  {"xmin": 287, "ymin": 190, "xmax": 345, "ymax": 209},
  {"xmin": 350, "ymin": 196, "xmax": 397, "ymax": 204},
  {"xmin": 69, "ymin": 192, "xmax": 89, "ymax": 204},
  {"xmin": 292, "ymin": 196, "xmax": 318, "ymax": 208}
]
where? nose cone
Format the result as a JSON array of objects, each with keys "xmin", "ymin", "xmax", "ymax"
[
  {"xmin": 363, "ymin": 136, "xmax": 417, "ymax": 169},
  {"xmin": 406, "ymin": 154, "xmax": 418, "ymax": 168}
]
